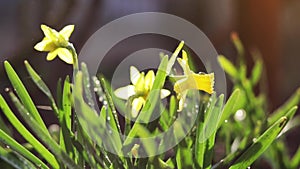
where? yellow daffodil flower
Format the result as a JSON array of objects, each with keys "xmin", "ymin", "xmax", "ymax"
[
  {"xmin": 114, "ymin": 66, "xmax": 171, "ymax": 118},
  {"xmin": 34, "ymin": 24, "xmax": 75, "ymax": 64},
  {"xmin": 172, "ymin": 50, "xmax": 214, "ymax": 111}
]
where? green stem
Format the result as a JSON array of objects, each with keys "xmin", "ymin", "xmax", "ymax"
[{"xmin": 67, "ymin": 43, "xmax": 79, "ymax": 72}]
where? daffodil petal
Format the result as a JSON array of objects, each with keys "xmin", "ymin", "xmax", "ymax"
[
  {"xmin": 59, "ymin": 25, "xmax": 75, "ymax": 40},
  {"xmin": 56, "ymin": 48, "xmax": 73, "ymax": 64},
  {"xmin": 178, "ymin": 91, "xmax": 187, "ymax": 112},
  {"xmin": 134, "ymin": 72, "xmax": 145, "ymax": 95},
  {"xmin": 114, "ymin": 85, "xmax": 136, "ymax": 100},
  {"xmin": 131, "ymin": 97, "xmax": 145, "ymax": 118},
  {"xmin": 160, "ymin": 89, "xmax": 171, "ymax": 99},
  {"xmin": 174, "ymin": 77, "xmax": 189, "ymax": 94},
  {"xmin": 41, "ymin": 24, "xmax": 59, "ymax": 41},
  {"xmin": 145, "ymin": 70, "xmax": 155, "ymax": 91},
  {"xmin": 177, "ymin": 51, "xmax": 191, "ymax": 75},
  {"xmin": 46, "ymin": 49, "xmax": 59, "ymax": 61},
  {"xmin": 34, "ymin": 38, "xmax": 56, "ymax": 52},
  {"xmin": 130, "ymin": 66, "xmax": 140, "ymax": 85}
]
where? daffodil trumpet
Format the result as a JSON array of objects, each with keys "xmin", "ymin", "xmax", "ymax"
[{"xmin": 171, "ymin": 50, "xmax": 214, "ymax": 111}]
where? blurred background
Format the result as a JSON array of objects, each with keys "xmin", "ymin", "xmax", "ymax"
[{"xmin": 0, "ymin": 0, "xmax": 299, "ymax": 167}]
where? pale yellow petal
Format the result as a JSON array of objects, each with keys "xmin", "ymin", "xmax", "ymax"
[
  {"xmin": 114, "ymin": 85, "xmax": 136, "ymax": 100},
  {"xmin": 130, "ymin": 66, "xmax": 140, "ymax": 85},
  {"xmin": 182, "ymin": 50, "xmax": 188, "ymax": 63},
  {"xmin": 177, "ymin": 50, "xmax": 191, "ymax": 75},
  {"xmin": 41, "ymin": 24, "xmax": 59, "ymax": 41},
  {"xmin": 144, "ymin": 70, "xmax": 155, "ymax": 91},
  {"xmin": 134, "ymin": 72, "xmax": 145, "ymax": 95},
  {"xmin": 56, "ymin": 48, "xmax": 73, "ymax": 64},
  {"xmin": 46, "ymin": 49, "xmax": 59, "ymax": 61},
  {"xmin": 34, "ymin": 38, "xmax": 56, "ymax": 52},
  {"xmin": 59, "ymin": 25, "xmax": 74, "ymax": 40},
  {"xmin": 178, "ymin": 91, "xmax": 187, "ymax": 112},
  {"xmin": 131, "ymin": 97, "xmax": 145, "ymax": 118},
  {"xmin": 160, "ymin": 89, "xmax": 171, "ymax": 99},
  {"xmin": 174, "ymin": 77, "xmax": 188, "ymax": 94}
]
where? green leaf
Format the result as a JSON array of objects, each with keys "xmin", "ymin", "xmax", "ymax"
[
  {"xmin": 81, "ymin": 62, "xmax": 95, "ymax": 108},
  {"xmin": 176, "ymin": 140, "xmax": 194, "ymax": 169},
  {"xmin": 218, "ymin": 55, "xmax": 238, "ymax": 78},
  {"xmin": 0, "ymin": 94, "xmax": 59, "ymax": 168},
  {"xmin": 0, "ymin": 116, "xmax": 12, "ymax": 136},
  {"xmin": 99, "ymin": 76, "xmax": 122, "ymax": 134},
  {"xmin": 135, "ymin": 124, "xmax": 157, "ymax": 157},
  {"xmin": 277, "ymin": 107, "xmax": 298, "ymax": 137},
  {"xmin": 8, "ymin": 91, "xmax": 80, "ymax": 169},
  {"xmin": 0, "ymin": 129, "xmax": 49, "ymax": 169},
  {"xmin": 0, "ymin": 146, "xmax": 36, "ymax": 169},
  {"xmin": 250, "ymin": 58, "xmax": 263, "ymax": 86},
  {"xmin": 4, "ymin": 61, "xmax": 49, "ymax": 136},
  {"xmin": 62, "ymin": 76, "xmax": 72, "ymax": 131},
  {"xmin": 291, "ymin": 144, "xmax": 300, "ymax": 169},
  {"xmin": 203, "ymin": 95, "xmax": 224, "ymax": 169},
  {"xmin": 59, "ymin": 77, "xmax": 74, "ymax": 158},
  {"xmin": 268, "ymin": 88, "xmax": 300, "ymax": 125},
  {"xmin": 24, "ymin": 60, "xmax": 59, "ymax": 116},
  {"xmin": 166, "ymin": 41, "xmax": 184, "ymax": 74},
  {"xmin": 74, "ymin": 72, "xmax": 122, "ymax": 158},
  {"xmin": 218, "ymin": 89, "xmax": 240, "ymax": 129},
  {"xmin": 194, "ymin": 94, "xmax": 223, "ymax": 169},
  {"xmin": 229, "ymin": 116, "xmax": 288, "ymax": 169}
]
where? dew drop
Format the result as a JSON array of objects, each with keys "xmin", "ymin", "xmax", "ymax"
[
  {"xmin": 103, "ymin": 101, "xmax": 108, "ymax": 105},
  {"xmin": 247, "ymin": 167, "xmax": 251, "ymax": 169},
  {"xmin": 107, "ymin": 116, "xmax": 111, "ymax": 121},
  {"xmin": 99, "ymin": 96, "xmax": 104, "ymax": 102},
  {"xmin": 187, "ymin": 112, "xmax": 192, "ymax": 117},
  {"xmin": 6, "ymin": 145, "xmax": 10, "ymax": 149},
  {"xmin": 108, "ymin": 130, "xmax": 112, "ymax": 134},
  {"xmin": 4, "ymin": 88, "xmax": 10, "ymax": 92},
  {"xmin": 234, "ymin": 109, "xmax": 246, "ymax": 121},
  {"xmin": 95, "ymin": 79, "xmax": 100, "ymax": 85},
  {"xmin": 26, "ymin": 113, "xmax": 30, "ymax": 116},
  {"xmin": 93, "ymin": 88, "xmax": 98, "ymax": 92},
  {"xmin": 224, "ymin": 120, "xmax": 228, "ymax": 123}
]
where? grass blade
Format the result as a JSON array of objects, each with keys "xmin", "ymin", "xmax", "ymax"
[
  {"xmin": 0, "ymin": 129, "xmax": 49, "ymax": 169},
  {"xmin": 229, "ymin": 116, "xmax": 288, "ymax": 169},
  {"xmin": 291, "ymin": 145, "xmax": 300, "ymax": 169},
  {"xmin": 203, "ymin": 95, "xmax": 224, "ymax": 169},
  {"xmin": 81, "ymin": 62, "xmax": 95, "ymax": 109},
  {"xmin": 250, "ymin": 58, "xmax": 263, "ymax": 86},
  {"xmin": 218, "ymin": 89, "xmax": 240, "ymax": 129},
  {"xmin": 8, "ymin": 91, "xmax": 80, "ymax": 169},
  {"xmin": 268, "ymin": 88, "xmax": 300, "ymax": 125},
  {"xmin": 217, "ymin": 55, "xmax": 238, "ymax": 79},
  {"xmin": 166, "ymin": 41, "xmax": 184, "ymax": 74},
  {"xmin": 4, "ymin": 61, "xmax": 49, "ymax": 136},
  {"xmin": 0, "ymin": 146, "xmax": 36, "ymax": 169},
  {"xmin": 24, "ymin": 61, "xmax": 59, "ymax": 116},
  {"xmin": 0, "ymin": 94, "xmax": 59, "ymax": 168}
]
